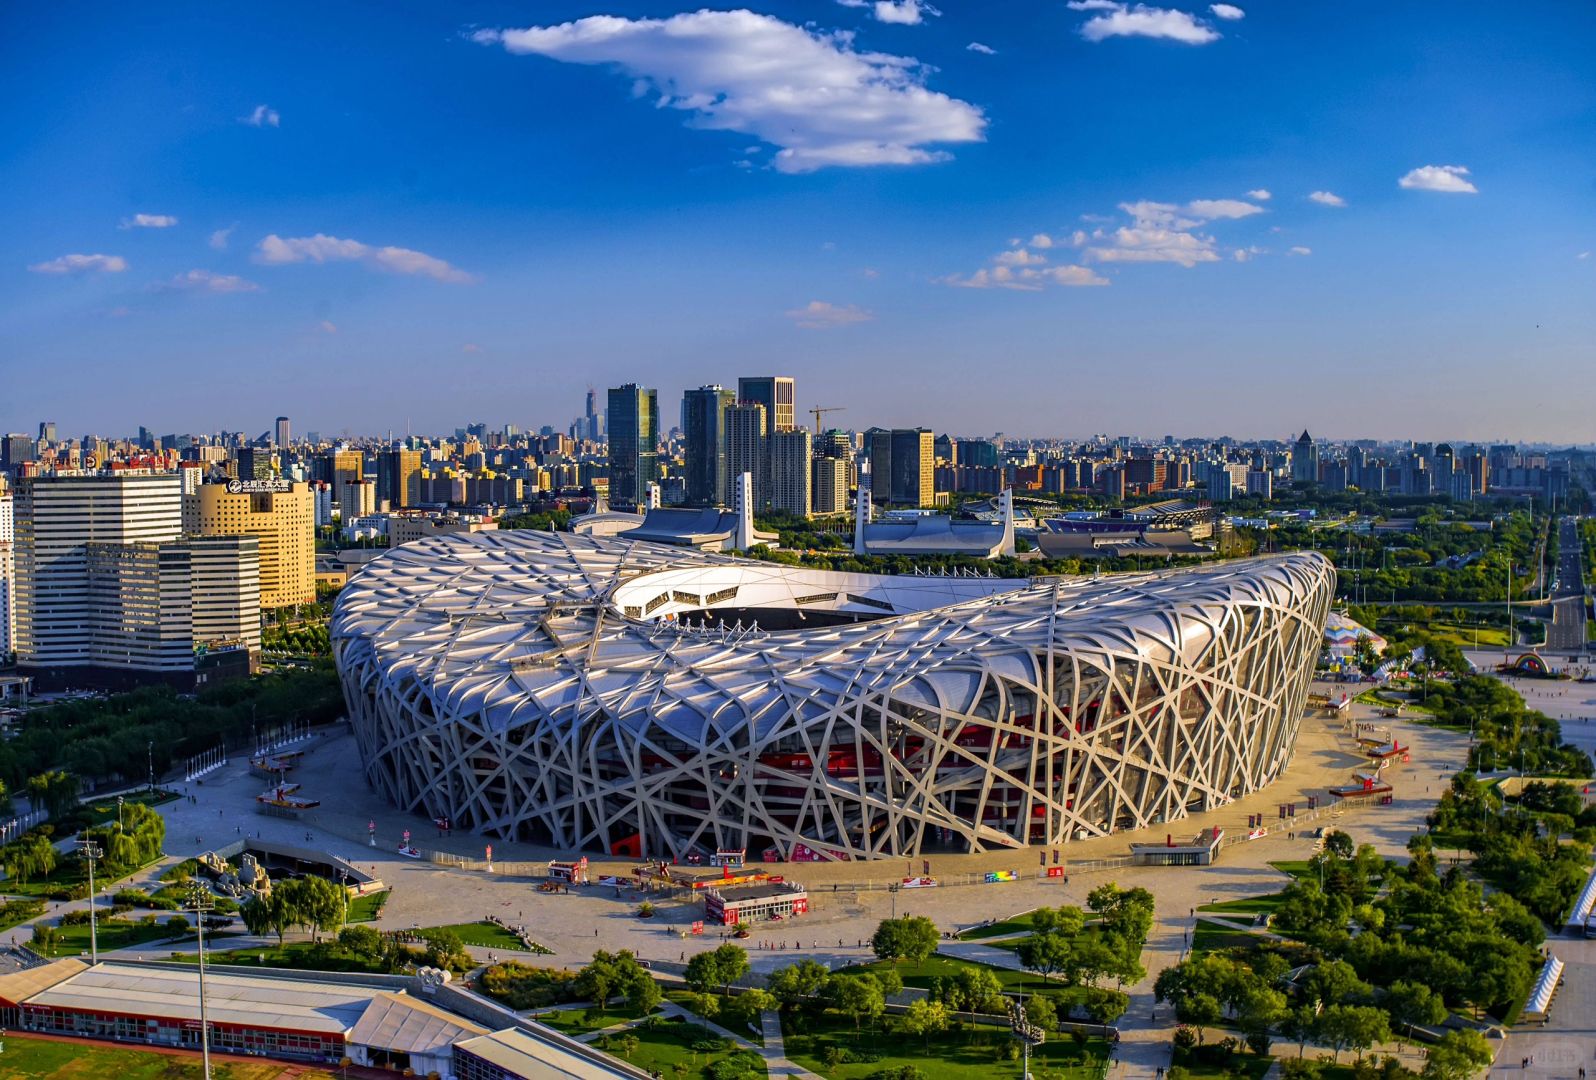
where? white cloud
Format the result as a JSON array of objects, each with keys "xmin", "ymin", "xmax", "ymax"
[
  {"xmin": 946, "ymin": 190, "xmax": 1266, "ymax": 285},
  {"xmin": 786, "ymin": 300, "xmax": 874, "ymax": 328},
  {"xmin": 1038, "ymin": 265, "xmax": 1109, "ymax": 286},
  {"xmin": 1246, "ymin": 188, "xmax": 1271, "ymax": 200},
  {"xmin": 209, "ymin": 225, "xmax": 237, "ymax": 251},
  {"xmin": 1185, "ymin": 198, "xmax": 1266, "ymax": 220},
  {"xmin": 28, "ymin": 253, "xmax": 128, "ymax": 274},
  {"xmin": 255, "ymin": 234, "xmax": 475, "ymax": 283},
  {"xmin": 844, "ymin": 0, "xmax": 940, "ymax": 24},
  {"xmin": 1308, "ymin": 190, "xmax": 1347, "ymax": 207},
  {"xmin": 319, "ymin": 320, "xmax": 338, "ymax": 334},
  {"xmin": 474, "ymin": 10, "xmax": 985, "ymax": 173},
  {"xmin": 1069, "ymin": 2, "xmax": 1221, "ymax": 44},
  {"xmin": 1090, "ymin": 226, "xmax": 1219, "ymax": 267},
  {"xmin": 966, "ymin": 41, "xmax": 996, "ymax": 54},
  {"xmin": 1579, "ymin": 251, "xmax": 1591, "ymax": 260},
  {"xmin": 1288, "ymin": 246, "xmax": 1311, "ymax": 256},
  {"xmin": 120, "ymin": 213, "xmax": 178, "ymax": 229},
  {"xmin": 1398, "ymin": 164, "xmax": 1478, "ymax": 194},
  {"xmin": 240, "ymin": 105, "xmax": 280, "ymax": 128},
  {"xmin": 166, "ymin": 269, "xmax": 260, "ymax": 293},
  {"xmin": 1209, "ymin": 3, "xmax": 1245, "ymax": 19}
]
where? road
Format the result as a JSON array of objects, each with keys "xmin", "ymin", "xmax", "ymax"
[{"xmin": 1545, "ymin": 517, "xmax": 1588, "ymax": 654}]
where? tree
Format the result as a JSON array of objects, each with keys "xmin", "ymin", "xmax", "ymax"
[
  {"xmin": 827, "ymin": 975, "xmax": 885, "ymax": 1031},
  {"xmin": 278, "ymin": 875, "xmax": 346, "ymax": 942},
  {"xmin": 1303, "ymin": 960, "xmax": 1370, "ymax": 1010},
  {"xmin": 1234, "ymin": 984, "xmax": 1287, "ymax": 1055},
  {"xmin": 1016, "ymin": 929, "xmax": 1072, "ymax": 982},
  {"xmin": 1384, "ymin": 981, "xmax": 1446, "ymax": 1042},
  {"xmin": 240, "ymin": 890, "xmax": 290, "ymax": 944},
  {"xmin": 1281, "ymin": 1005, "xmax": 1318, "ymax": 1058},
  {"xmin": 1421, "ymin": 1030, "xmax": 1493, "ymax": 1080},
  {"xmin": 1323, "ymin": 830, "xmax": 1354, "ymax": 858},
  {"xmin": 725, "ymin": 988, "xmax": 774, "ymax": 1031},
  {"xmin": 871, "ymin": 916, "xmax": 939, "ymax": 968},
  {"xmin": 628, "ymin": 969, "xmax": 663, "ymax": 1015},
  {"xmin": 768, "ymin": 959, "xmax": 830, "ymax": 1011},
  {"xmin": 1024, "ymin": 994, "xmax": 1058, "ymax": 1034},
  {"xmin": 689, "ymin": 992, "xmax": 720, "ymax": 1037},
  {"xmin": 685, "ymin": 943, "xmax": 750, "ymax": 997},
  {"xmin": 337, "ymin": 925, "xmax": 384, "ymax": 959},
  {"xmin": 949, "ymin": 967, "xmax": 1004, "ymax": 1016},
  {"xmin": 901, "ymin": 998, "xmax": 950, "ymax": 1048},
  {"xmin": 1316, "ymin": 1005, "xmax": 1389, "ymax": 1063}
]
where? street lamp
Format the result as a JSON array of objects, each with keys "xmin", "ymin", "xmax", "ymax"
[
  {"xmin": 1007, "ymin": 998, "xmax": 1046, "ymax": 1080},
  {"xmin": 76, "ymin": 839, "xmax": 103, "ymax": 964},
  {"xmin": 186, "ymin": 883, "xmax": 216, "ymax": 1079}
]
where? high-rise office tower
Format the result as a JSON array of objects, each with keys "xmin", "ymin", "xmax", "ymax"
[
  {"xmin": 377, "ymin": 449, "xmax": 424, "ymax": 510},
  {"xmin": 769, "ymin": 429, "xmax": 812, "ymax": 517},
  {"xmin": 2, "ymin": 434, "xmax": 37, "ymax": 471},
  {"xmin": 607, "ymin": 384, "xmax": 659, "ymax": 511},
  {"xmin": 235, "ymin": 446, "xmax": 274, "ymax": 481},
  {"xmin": 811, "ymin": 455, "xmax": 849, "ymax": 517},
  {"xmin": 737, "ymin": 376, "xmax": 795, "ymax": 433},
  {"xmin": 1291, "ymin": 430, "xmax": 1319, "ymax": 485},
  {"xmin": 682, "ymin": 386, "xmax": 735, "ymax": 506},
  {"xmin": 340, "ymin": 478, "xmax": 377, "ymax": 522},
  {"xmin": 867, "ymin": 428, "xmax": 935, "ymax": 507},
  {"xmin": 275, "ymin": 416, "xmax": 291, "ymax": 448},
  {"xmin": 14, "ymin": 472, "xmax": 183, "ymax": 682},
  {"xmin": 38, "ymin": 422, "xmax": 56, "ymax": 444},
  {"xmin": 724, "ymin": 403, "xmax": 768, "ymax": 511},
  {"xmin": 0, "ymin": 492, "xmax": 12, "ymax": 658},
  {"xmin": 184, "ymin": 479, "xmax": 315, "ymax": 608}
]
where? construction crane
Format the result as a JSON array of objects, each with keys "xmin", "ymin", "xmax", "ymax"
[{"xmin": 810, "ymin": 406, "xmax": 846, "ymax": 433}]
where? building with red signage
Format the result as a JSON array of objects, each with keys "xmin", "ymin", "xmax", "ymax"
[{"xmin": 703, "ymin": 881, "xmax": 809, "ymax": 926}]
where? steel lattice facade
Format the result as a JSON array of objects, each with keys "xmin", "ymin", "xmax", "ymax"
[{"xmin": 332, "ymin": 531, "xmax": 1334, "ymax": 862}]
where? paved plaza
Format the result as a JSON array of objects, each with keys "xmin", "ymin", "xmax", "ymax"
[{"xmin": 13, "ymin": 661, "xmax": 1595, "ymax": 1079}]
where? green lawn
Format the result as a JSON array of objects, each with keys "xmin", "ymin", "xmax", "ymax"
[
  {"xmin": 84, "ymin": 789, "xmax": 182, "ymax": 827},
  {"xmin": 1190, "ymin": 923, "xmax": 1261, "ymax": 956},
  {"xmin": 783, "ymin": 1007, "xmax": 1108, "ymax": 1080},
  {"xmin": 840, "ymin": 954, "xmax": 1112, "ymax": 1015},
  {"xmin": 1171, "ymin": 1042, "xmax": 1272, "ymax": 1080},
  {"xmin": 958, "ymin": 912, "xmax": 1039, "ymax": 939},
  {"xmin": 346, "ymin": 889, "xmax": 389, "ymax": 922},
  {"xmin": 34, "ymin": 917, "xmax": 208, "ymax": 958},
  {"xmin": 165, "ymin": 939, "xmax": 391, "ymax": 974},
  {"xmin": 591, "ymin": 1016, "xmax": 766, "ymax": 1079},
  {"xmin": 424, "ymin": 920, "xmax": 541, "ymax": 951},
  {"xmin": 1267, "ymin": 860, "xmax": 1316, "ymax": 882},
  {"xmin": 4, "ymin": 856, "xmax": 163, "ymax": 899},
  {"xmin": 665, "ymin": 988, "xmax": 765, "ymax": 1045},
  {"xmin": 0, "ymin": 898, "xmax": 45, "ymax": 933},
  {"xmin": 534, "ymin": 1002, "xmax": 661, "ymax": 1037},
  {"xmin": 1425, "ymin": 622, "xmax": 1510, "ymax": 648},
  {"xmin": 0, "ymin": 1034, "xmax": 339, "ymax": 1078},
  {"xmin": 1197, "ymin": 893, "xmax": 1284, "ymax": 917}
]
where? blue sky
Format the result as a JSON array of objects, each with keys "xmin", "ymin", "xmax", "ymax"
[{"xmin": 3, "ymin": 1, "xmax": 1593, "ymax": 442}]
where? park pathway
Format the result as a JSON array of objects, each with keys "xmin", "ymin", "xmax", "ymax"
[{"xmin": 757, "ymin": 1008, "xmax": 822, "ymax": 1079}]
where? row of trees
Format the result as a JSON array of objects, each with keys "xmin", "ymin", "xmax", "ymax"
[
  {"xmin": 1428, "ymin": 774, "xmax": 1596, "ymax": 923},
  {"xmin": 1156, "ymin": 825, "xmax": 1540, "ymax": 1079},
  {"xmin": 1, "ymin": 663, "xmax": 343, "ymax": 789},
  {"xmin": 1013, "ymin": 884, "xmax": 1154, "ymax": 998},
  {"xmin": 239, "ymin": 876, "xmax": 348, "ymax": 944}
]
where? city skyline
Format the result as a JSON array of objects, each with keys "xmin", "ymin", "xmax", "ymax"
[{"xmin": 4, "ymin": 2, "xmax": 1594, "ymax": 440}]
